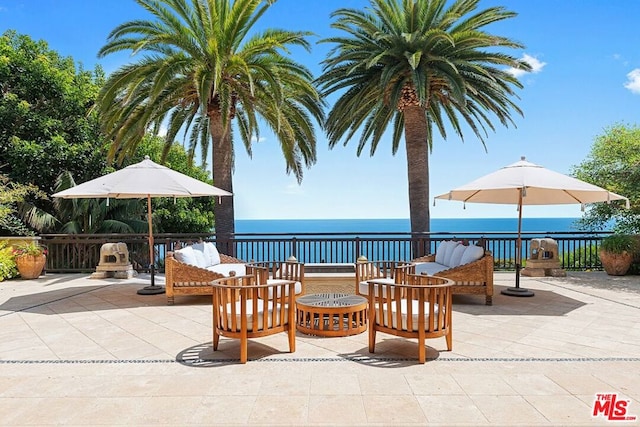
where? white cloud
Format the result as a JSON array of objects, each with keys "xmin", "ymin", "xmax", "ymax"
[
  {"xmin": 506, "ymin": 53, "xmax": 546, "ymax": 78},
  {"xmin": 283, "ymin": 182, "xmax": 304, "ymax": 195},
  {"xmin": 624, "ymin": 69, "xmax": 640, "ymax": 94},
  {"xmin": 250, "ymin": 136, "xmax": 266, "ymax": 143}
]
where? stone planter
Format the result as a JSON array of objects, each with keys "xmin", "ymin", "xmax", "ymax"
[
  {"xmin": 15, "ymin": 255, "xmax": 46, "ymax": 279},
  {"xmin": 599, "ymin": 250, "xmax": 633, "ymax": 276}
]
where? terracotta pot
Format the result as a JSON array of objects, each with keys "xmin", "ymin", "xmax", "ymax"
[
  {"xmin": 15, "ymin": 255, "xmax": 46, "ymax": 279},
  {"xmin": 599, "ymin": 250, "xmax": 633, "ymax": 276}
]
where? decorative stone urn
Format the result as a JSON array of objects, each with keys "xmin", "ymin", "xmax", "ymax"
[
  {"xmin": 599, "ymin": 234, "xmax": 637, "ymax": 276},
  {"xmin": 599, "ymin": 250, "xmax": 633, "ymax": 276},
  {"xmin": 15, "ymin": 254, "xmax": 46, "ymax": 279}
]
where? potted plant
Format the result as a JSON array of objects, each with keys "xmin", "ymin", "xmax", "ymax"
[
  {"xmin": 599, "ymin": 234, "xmax": 638, "ymax": 276},
  {"xmin": 12, "ymin": 241, "xmax": 47, "ymax": 279}
]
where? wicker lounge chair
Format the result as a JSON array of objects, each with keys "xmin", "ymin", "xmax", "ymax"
[{"xmin": 164, "ymin": 244, "xmax": 245, "ymax": 305}]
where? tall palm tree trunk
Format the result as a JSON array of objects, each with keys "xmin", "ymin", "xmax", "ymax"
[
  {"xmin": 403, "ymin": 105, "xmax": 430, "ymax": 257},
  {"xmin": 209, "ymin": 112, "xmax": 235, "ymax": 254}
]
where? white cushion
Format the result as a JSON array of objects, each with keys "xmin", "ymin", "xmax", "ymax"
[
  {"xmin": 376, "ymin": 300, "xmax": 440, "ymax": 331},
  {"xmin": 206, "ymin": 242, "xmax": 221, "ymax": 266},
  {"xmin": 192, "ymin": 248, "xmax": 208, "ymax": 268},
  {"xmin": 359, "ymin": 278, "xmax": 395, "ymax": 296},
  {"xmin": 223, "ymin": 300, "xmax": 289, "ymax": 329},
  {"xmin": 414, "ymin": 262, "xmax": 448, "ymax": 276},
  {"xmin": 442, "ymin": 241, "xmax": 460, "ymax": 267},
  {"xmin": 174, "ymin": 246, "xmax": 199, "ymax": 267},
  {"xmin": 207, "ymin": 263, "xmax": 246, "ymax": 277},
  {"xmin": 434, "ymin": 241, "xmax": 450, "ymax": 265},
  {"xmin": 448, "ymin": 244, "xmax": 467, "ymax": 268},
  {"xmin": 192, "ymin": 242, "xmax": 220, "ymax": 267},
  {"xmin": 460, "ymin": 245, "xmax": 485, "ymax": 266},
  {"xmin": 264, "ymin": 279, "xmax": 303, "ymax": 297},
  {"xmin": 192, "ymin": 242, "xmax": 209, "ymax": 266}
]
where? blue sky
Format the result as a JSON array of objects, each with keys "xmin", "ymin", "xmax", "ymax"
[{"xmin": 2, "ymin": 0, "xmax": 639, "ymax": 220}]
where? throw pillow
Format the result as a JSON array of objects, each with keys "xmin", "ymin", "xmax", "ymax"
[
  {"xmin": 174, "ymin": 246, "xmax": 198, "ymax": 267},
  {"xmin": 192, "ymin": 242, "xmax": 211, "ymax": 267},
  {"xmin": 435, "ymin": 241, "xmax": 450, "ymax": 265},
  {"xmin": 460, "ymin": 245, "xmax": 485, "ymax": 266},
  {"xmin": 205, "ymin": 242, "xmax": 221, "ymax": 265},
  {"xmin": 192, "ymin": 248, "xmax": 208, "ymax": 268},
  {"xmin": 448, "ymin": 244, "xmax": 467, "ymax": 268},
  {"xmin": 442, "ymin": 241, "xmax": 461, "ymax": 267}
]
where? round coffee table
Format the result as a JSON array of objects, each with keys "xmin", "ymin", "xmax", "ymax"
[{"xmin": 295, "ymin": 293, "xmax": 368, "ymax": 337}]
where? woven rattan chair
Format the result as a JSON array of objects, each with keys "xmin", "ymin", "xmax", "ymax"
[
  {"xmin": 211, "ymin": 274, "xmax": 296, "ymax": 363},
  {"xmin": 367, "ymin": 274, "xmax": 453, "ymax": 364}
]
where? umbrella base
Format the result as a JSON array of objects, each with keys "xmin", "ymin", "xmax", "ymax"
[
  {"xmin": 137, "ymin": 285, "xmax": 166, "ymax": 295},
  {"xmin": 501, "ymin": 287, "xmax": 535, "ymax": 297}
]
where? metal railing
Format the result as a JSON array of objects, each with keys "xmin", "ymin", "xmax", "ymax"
[{"xmin": 39, "ymin": 230, "xmax": 611, "ymax": 273}]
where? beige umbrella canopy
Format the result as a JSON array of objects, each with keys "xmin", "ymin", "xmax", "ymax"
[
  {"xmin": 435, "ymin": 156, "xmax": 629, "ymax": 297},
  {"xmin": 53, "ymin": 156, "xmax": 232, "ymax": 294}
]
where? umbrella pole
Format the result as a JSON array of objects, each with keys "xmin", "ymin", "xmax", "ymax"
[
  {"xmin": 137, "ymin": 195, "xmax": 165, "ymax": 295},
  {"xmin": 501, "ymin": 189, "xmax": 535, "ymax": 297}
]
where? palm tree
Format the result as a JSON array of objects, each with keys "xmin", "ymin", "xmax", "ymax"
[
  {"xmin": 317, "ymin": 0, "xmax": 530, "ymax": 244},
  {"xmin": 96, "ymin": 0, "xmax": 324, "ymax": 244}
]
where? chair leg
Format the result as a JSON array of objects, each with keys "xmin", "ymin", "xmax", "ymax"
[
  {"xmin": 418, "ymin": 331, "xmax": 426, "ymax": 364},
  {"xmin": 288, "ymin": 325, "xmax": 296, "ymax": 353},
  {"xmin": 446, "ymin": 329, "xmax": 452, "ymax": 351},
  {"xmin": 240, "ymin": 335, "xmax": 248, "ymax": 364},
  {"xmin": 485, "ymin": 295, "xmax": 492, "ymax": 306},
  {"xmin": 213, "ymin": 329, "xmax": 220, "ymax": 350},
  {"xmin": 368, "ymin": 326, "xmax": 376, "ymax": 354}
]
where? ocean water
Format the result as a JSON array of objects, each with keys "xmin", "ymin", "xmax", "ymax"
[
  {"xmin": 232, "ymin": 218, "xmax": 600, "ymax": 263},
  {"xmin": 235, "ymin": 217, "xmax": 586, "ymax": 236}
]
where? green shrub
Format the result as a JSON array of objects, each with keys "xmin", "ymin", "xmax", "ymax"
[
  {"xmin": 600, "ymin": 234, "xmax": 638, "ymax": 254},
  {"xmin": 0, "ymin": 242, "xmax": 18, "ymax": 281},
  {"xmin": 560, "ymin": 243, "xmax": 599, "ymax": 270}
]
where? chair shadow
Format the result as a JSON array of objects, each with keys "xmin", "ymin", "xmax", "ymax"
[
  {"xmin": 176, "ymin": 340, "xmax": 296, "ymax": 367},
  {"xmin": 452, "ymin": 285, "xmax": 586, "ymax": 316},
  {"xmin": 337, "ymin": 339, "xmax": 443, "ymax": 368}
]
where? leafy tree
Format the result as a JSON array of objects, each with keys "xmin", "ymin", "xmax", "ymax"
[
  {"xmin": 317, "ymin": 0, "xmax": 529, "ymax": 237},
  {"xmin": 0, "ymin": 30, "xmax": 108, "ymax": 230},
  {"xmin": 0, "ymin": 31, "xmax": 214, "ymax": 235},
  {"xmin": 0, "ymin": 30, "xmax": 107, "ymax": 192},
  {"xmin": 573, "ymin": 123, "xmax": 640, "ymax": 233},
  {"xmin": 96, "ymin": 0, "xmax": 325, "ymax": 243}
]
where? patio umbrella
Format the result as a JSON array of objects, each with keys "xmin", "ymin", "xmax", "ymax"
[
  {"xmin": 434, "ymin": 156, "xmax": 629, "ymax": 297},
  {"xmin": 53, "ymin": 156, "xmax": 232, "ymax": 295}
]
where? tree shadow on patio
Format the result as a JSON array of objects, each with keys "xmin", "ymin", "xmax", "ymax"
[
  {"xmin": 0, "ymin": 283, "xmax": 179, "ymax": 315},
  {"xmin": 451, "ymin": 285, "xmax": 586, "ymax": 316},
  {"xmin": 557, "ymin": 271, "xmax": 640, "ymax": 295}
]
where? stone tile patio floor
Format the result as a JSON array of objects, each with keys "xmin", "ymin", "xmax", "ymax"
[{"xmin": 0, "ymin": 271, "xmax": 639, "ymax": 426}]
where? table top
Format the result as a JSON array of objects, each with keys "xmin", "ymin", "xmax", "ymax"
[{"xmin": 296, "ymin": 293, "xmax": 367, "ymax": 308}]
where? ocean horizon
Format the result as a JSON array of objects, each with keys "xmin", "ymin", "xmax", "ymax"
[{"xmin": 235, "ymin": 217, "xmax": 590, "ymax": 235}]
